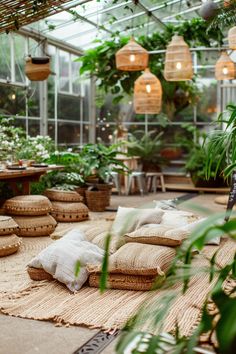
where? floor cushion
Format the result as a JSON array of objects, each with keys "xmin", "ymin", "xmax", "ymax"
[
  {"xmin": 51, "ymin": 202, "xmax": 89, "ymax": 222},
  {"xmin": 13, "ymin": 215, "xmax": 57, "ymax": 237},
  {"xmin": 0, "ymin": 216, "xmax": 19, "ymax": 235},
  {"xmin": 44, "ymin": 189, "xmax": 83, "ymax": 202},
  {"xmin": 159, "ymin": 209, "xmax": 199, "ymax": 227},
  {"xmin": 88, "ymin": 242, "xmax": 176, "ymax": 276},
  {"xmin": 28, "ymin": 229, "xmax": 104, "ymax": 292},
  {"xmin": 4, "ymin": 195, "xmax": 52, "ymax": 216},
  {"xmin": 0, "ymin": 235, "xmax": 22, "ymax": 257},
  {"xmin": 89, "ymin": 273, "xmax": 157, "ymax": 291}
]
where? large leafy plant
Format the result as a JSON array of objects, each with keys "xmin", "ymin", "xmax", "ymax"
[
  {"xmin": 79, "ymin": 143, "xmax": 128, "ymax": 183},
  {"xmin": 205, "ymin": 104, "xmax": 236, "ymax": 179}
]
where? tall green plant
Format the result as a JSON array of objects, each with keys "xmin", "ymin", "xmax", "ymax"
[{"xmin": 205, "ymin": 104, "xmax": 236, "ymax": 179}]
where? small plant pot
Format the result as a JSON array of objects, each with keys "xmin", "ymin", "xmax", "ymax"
[
  {"xmin": 85, "ymin": 188, "xmax": 108, "ymax": 212},
  {"xmin": 160, "ymin": 147, "xmax": 182, "ymax": 160},
  {"xmin": 25, "ymin": 56, "xmax": 50, "ymax": 81}
]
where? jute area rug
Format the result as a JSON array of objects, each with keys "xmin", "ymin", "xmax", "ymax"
[{"xmin": 0, "ymin": 219, "xmax": 235, "ymax": 336}]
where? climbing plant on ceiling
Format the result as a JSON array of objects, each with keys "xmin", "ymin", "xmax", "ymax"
[{"xmin": 79, "ymin": 18, "xmax": 223, "ymax": 119}]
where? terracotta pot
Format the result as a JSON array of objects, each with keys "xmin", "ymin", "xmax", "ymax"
[{"xmin": 160, "ymin": 147, "xmax": 182, "ymax": 160}]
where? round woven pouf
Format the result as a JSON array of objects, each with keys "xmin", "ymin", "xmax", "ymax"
[
  {"xmin": 0, "ymin": 216, "xmax": 19, "ymax": 235},
  {"xmin": 13, "ymin": 215, "xmax": 57, "ymax": 237},
  {"xmin": 4, "ymin": 195, "xmax": 52, "ymax": 216},
  {"xmin": 0, "ymin": 235, "xmax": 22, "ymax": 257},
  {"xmin": 27, "ymin": 267, "xmax": 53, "ymax": 281},
  {"xmin": 214, "ymin": 195, "xmax": 228, "ymax": 205},
  {"xmin": 51, "ymin": 202, "xmax": 89, "ymax": 222},
  {"xmin": 44, "ymin": 189, "xmax": 83, "ymax": 202}
]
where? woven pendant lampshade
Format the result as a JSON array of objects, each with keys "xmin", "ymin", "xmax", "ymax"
[
  {"xmin": 134, "ymin": 68, "xmax": 162, "ymax": 114},
  {"xmin": 215, "ymin": 51, "xmax": 235, "ymax": 80},
  {"xmin": 115, "ymin": 37, "xmax": 149, "ymax": 71},
  {"xmin": 164, "ymin": 35, "xmax": 193, "ymax": 81},
  {"xmin": 228, "ymin": 26, "xmax": 236, "ymax": 49}
]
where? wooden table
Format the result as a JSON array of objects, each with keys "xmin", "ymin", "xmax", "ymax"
[{"xmin": 0, "ymin": 165, "xmax": 64, "ymax": 196}]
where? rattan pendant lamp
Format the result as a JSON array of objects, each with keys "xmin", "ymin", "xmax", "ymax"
[
  {"xmin": 164, "ymin": 35, "xmax": 193, "ymax": 81},
  {"xmin": 215, "ymin": 51, "xmax": 235, "ymax": 80},
  {"xmin": 134, "ymin": 68, "xmax": 162, "ymax": 114},
  {"xmin": 115, "ymin": 37, "xmax": 149, "ymax": 71}
]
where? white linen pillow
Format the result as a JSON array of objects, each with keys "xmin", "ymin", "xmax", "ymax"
[
  {"xmin": 159, "ymin": 209, "xmax": 199, "ymax": 227},
  {"xmin": 28, "ymin": 229, "xmax": 104, "ymax": 292}
]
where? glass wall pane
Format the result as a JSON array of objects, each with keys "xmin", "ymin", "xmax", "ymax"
[
  {"xmin": 13, "ymin": 34, "xmax": 26, "ymax": 83},
  {"xmin": 29, "ymin": 119, "xmax": 40, "ymax": 136},
  {"xmin": 58, "ymin": 122, "xmax": 80, "ymax": 145},
  {"xmin": 71, "ymin": 55, "xmax": 80, "ymax": 95},
  {"xmin": 59, "ymin": 50, "xmax": 69, "ymax": 92},
  {"xmin": 0, "ymin": 84, "xmax": 26, "ymax": 116},
  {"xmin": 58, "ymin": 93, "xmax": 80, "ymax": 120},
  {"xmin": 27, "ymin": 82, "xmax": 40, "ymax": 117},
  {"xmin": 0, "ymin": 34, "xmax": 11, "ymax": 80}
]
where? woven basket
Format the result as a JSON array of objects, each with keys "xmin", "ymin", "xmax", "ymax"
[
  {"xmin": 27, "ymin": 267, "xmax": 53, "ymax": 281},
  {"xmin": 25, "ymin": 57, "xmax": 50, "ymax": 81},
  {"xmin": 89, "ymin": 273, "xmax": 156, "ymax": 291},
  {"xmin": 51, "ymin": 202, "xmax": 89, "ymax": 222},
  {"xmin": 4, "ymin": 195, "xmax": 52, "ymax": 216},
  {"xmin": 0, "ymin": 235, "xmax": 22, "ymax": 257},
  {"xmin": 74, "ymin": 186, "xmax": 87, "ymax": 200},
  {"xmin": 85, "ymin": 190, "xmax": 108, "ymax": 212},
  {"xmin": 13, "ymin": 215, "xmax": 57, "ymax": 237},
  {"xmin": 0, "ymin": 215, "xmax": 19, "ymax": 236},
  {"xmin": 44, "ymin": 189, "xmax": 83, "ymax": 202}
]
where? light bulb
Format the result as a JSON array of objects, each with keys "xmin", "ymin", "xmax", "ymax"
[
  {"xmin": 146, "ymin": 84, "xmax": 151, "ymax": 93},
  {"xmin": 129, "ymin": 54, "xmax": 135, "ymax": 62},
  {"xmin": 11, "ymin": 93, "xmax": 16, "ymax": 100},
  {"xmin": 222, "ymin": 66, "xmax": 229, "ymax": 75},
  {"xmin": 176, "ymin": 62, "xmax": 182, "ymax": 70}
]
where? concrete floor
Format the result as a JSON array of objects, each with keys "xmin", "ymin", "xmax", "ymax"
[{"xmin": 0, "ymin": 191, "xmax": 225, "ymax": 354}]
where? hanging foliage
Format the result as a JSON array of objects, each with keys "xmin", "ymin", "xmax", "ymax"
[{"xmin": 79, "ymin": 18, "xmax": 223, "ymax": 118}]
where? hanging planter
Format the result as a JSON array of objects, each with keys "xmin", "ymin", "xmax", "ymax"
[
  {"xmin": 215, "ymin": 51, "xmax": 235, "ymax": 80},
  {"xmin": 164, "ymin": 35, "xmax": 193, "ymax": 81},
  {"xmin": 134, "ymin": 68, "xmax": 162, "ymax": 114},
  {"xmin": 25, "ymin": 56, "xmax": 51, "ymax": 81},
  {"xmin": 115, "ymin": 37, "xmax": 149, "ymax": 71},
  {"xmin": 228, "ymin": 26, "xmax": 236, "ymax": 49},
  {"xmin": 199, "ymin": 0, "xmax": 218, "ymax": 21}
]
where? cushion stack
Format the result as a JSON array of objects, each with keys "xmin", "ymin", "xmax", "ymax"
[
  {"xmin": 4, "ymin": 195, "xmax": 57, "ymax": 237},
  {"xmin": 44, "ymin": 188, "xmax": 89, "ymax": 222},
  {"xmin": 0, "ymin": 215, "xmax": 22, "ymax": 257}
]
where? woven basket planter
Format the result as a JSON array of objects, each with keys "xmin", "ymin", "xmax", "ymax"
[
  {"xmin": 13, "ymin": 215, "xmax": 57, "ymax": 237},
  {"xmin": 44, "ymin": 189, "xmax": 83, "ymax": 202},
  {"xmin": 0, "ymin": 235, "xmax": 22, "ymax": 257},
  {"xmin": 27, "ymin": 267, "xmax": 53, "ymax": 281},
  {"xmin": 74, "ymin": 186, "xmax": 87, "ymax": 201},
  {"xmin": 4, "ymin": 195, "xmax": 52, "ymax": 216},
  {"xmin": 25, "ymin": 57, "xmax": 50, "ymax": 81},
  {"xmin": 51, "ymin": 202, "xmax": 89, "ymax": 222},
  {"xmin": 85, "ymin": 190, "xmax": 109, "ymax": 212},
  {"xmin": 0, "ymin": 216, "xmax": 19, "ymax": 236}
]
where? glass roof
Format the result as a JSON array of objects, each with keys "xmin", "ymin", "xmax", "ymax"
[{"xmin": 24, "ymin": 0, "xmax": 220, "ymax": 51}]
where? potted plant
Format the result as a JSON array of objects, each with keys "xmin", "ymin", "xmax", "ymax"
[
  {"xmin": 127, "ymin": 131, "xmax": 165, "ymax": 172},
  {"xmin": 205, "ymin": 104, "xmax": 236, "ymax": 180},
  {"xmin": 79, "ymin": 143, "xmax": 128, "ymax": 211}
]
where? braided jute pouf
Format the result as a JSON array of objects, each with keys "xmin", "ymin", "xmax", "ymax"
[
  {"xmin": 27, "ymin": 267, "xmax": 53, "ymax": 281},
  {"xmin": 44, "ymin": 189, "xmax": 83, "ymax": 202},
  {"xmin": 51, "ymin": 201, "xmax": 89, "ymax": 222},
  {"xmin": 0, "ymin": 235, "xmax": 22, "ymax": 257},
  {"xmin": 0, "ymin": 216, "xmax": 19, "ymax": 235},
  {"xmin": 13, "ymin": 215, "xmax": 57, "ymax": 237},
  {"xmin": 214, "ymin": 195, "xmax": 228, "ymax": 205},
  {"xmin": 4, "ymin": 195, "xmax": 53, "ymax": 216}
]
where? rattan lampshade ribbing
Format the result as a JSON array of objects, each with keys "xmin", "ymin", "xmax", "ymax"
[
  {"xmin": 134, "ymin": 68, "xmax": 162, "ymax": 114},
  {"xmin": 228, "ymin": 26, "xmax": 236, "ymax": 49},
  {"xmin": 164, "ymin": 35, "xmax": 193, "ymax": 81},
  {"xmin": 115, "ymin": 37, "xmax": 149, "ymax": 71},
  {"xmin": 215, "ymin": 51, "xmax": 235, "ymax": 80}
]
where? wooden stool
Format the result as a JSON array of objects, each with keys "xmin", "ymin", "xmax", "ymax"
[
  {"xmin": 126, "ymin": 172, "xmax": 147, "ymax": 196},
  {"xmin": 146, "ymin": 172, "xmax": 166, "ymax": 193}
]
